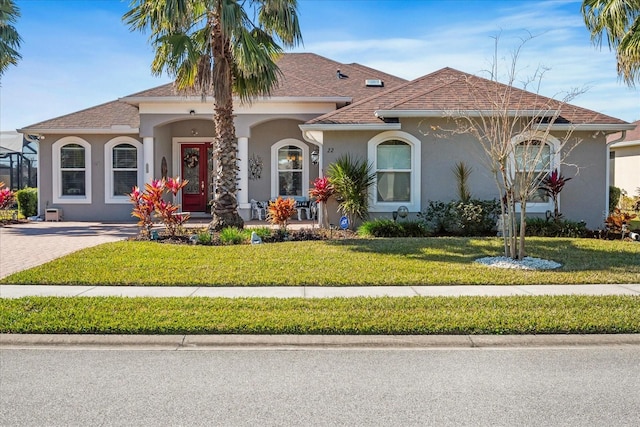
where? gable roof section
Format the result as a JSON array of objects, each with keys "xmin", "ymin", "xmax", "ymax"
[
  {"xmin": 20, "ymin": 53, "xmax": 406, "ymax": 132},
  {"xmin": 307, "ymin": 67, "xmax": 631, "ymax": 128},
  {"xmin": 18, "ymin": 100, "xmax": 140, "ymax": 133}
]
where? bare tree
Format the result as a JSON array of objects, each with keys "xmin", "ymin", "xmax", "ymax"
[{"xmin": 422, "ymin": 36, "xmax": 587, "ymax": 259}]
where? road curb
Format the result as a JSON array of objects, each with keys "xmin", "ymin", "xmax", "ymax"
[{"xmin": 2, "ymin": 333, "xmax": 639, "ymax": 349}]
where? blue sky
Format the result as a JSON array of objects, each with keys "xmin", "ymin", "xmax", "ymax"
[{"xmin": 1, "ymin": 0, "xmax": 638, "ymax": 133}]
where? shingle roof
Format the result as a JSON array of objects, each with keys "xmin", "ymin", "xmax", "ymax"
[
  {"xmin": 608, "ymin": 119, "xmax": 640, "ymax": 143},
  {"xmin": 308, "ymin": 67, "xmax": 629, "ymax": 126},
  {"xmin": 20, "ymin": 100, "xmax": 140, "ymax": 131},
  {"xmin": 21, "ymin": 53, "xmax": 406, "ymax": 131},
  {"xmin": 126, "ymin": 53, "xmax": 406, "ymax": 100}
]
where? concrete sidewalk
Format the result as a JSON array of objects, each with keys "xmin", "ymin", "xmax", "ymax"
[{"xmin": 1, "ymin": 283, "xmax": 639, "ymax": 298}]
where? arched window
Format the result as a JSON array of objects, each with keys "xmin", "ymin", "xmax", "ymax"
[
  {"xmin": 105, "ymin": 137, "xmax": 143, "ymax": 203},
  {"xmin": 514, "ymin": 140, "xmax": 551, "ymax": 203},
  {"xmin": 510, "ymin": 132, "xmax": 560, "ymax": 212},
  {"xmin": 368, "ymin": 131, "xmax": 421, "ymax": 212},
  {"xmin": 376, "ymin": 140, "xmax": 412, "ymax": 202},
  {"xmin": 271, "ymin": 139, "xmax": 309, "ymax": 198},
  {"xmin": 52, "ymin": 137, "xmax": 91, "ymax": 204}
]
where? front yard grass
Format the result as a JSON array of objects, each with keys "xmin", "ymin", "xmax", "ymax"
[
  {"xmin": 1, "ymin": 295, "xmax": 638, "ymax": 334},
  {"xmin": 2, "ymin": 237, "xmax": 639, "ymax": 286}
]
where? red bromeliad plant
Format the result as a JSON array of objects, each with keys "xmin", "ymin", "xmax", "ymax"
[
  {"xmin": 0, "ymin": 182, "xmax": 15, "ymax": 210},
  {"xmin": 309, "ymin": 176, "xmax": 334, "ymax": 228},
  {"xmin": 268, "ymin": 196, "xmax": 297, "ymax": 231},
  {"xmin": 129, "ymin": 177, "xmax": 190, "ymax": 238},
  {"xmin": 538, "ymin": 169, "xmax": 572, "ymax": 221}
]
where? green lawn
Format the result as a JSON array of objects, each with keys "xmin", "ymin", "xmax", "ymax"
[
  {"xmin": 2, "ymin": 237, "xmax": 639, "ymax": 286},
  {"xmin": 1, "ymin": 295, "xmax": 638, "ymax": 335}
]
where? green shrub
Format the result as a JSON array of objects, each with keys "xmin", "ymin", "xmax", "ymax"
[
  {"xmin": 400, "ymin": 221, "xmax": 429, "ymax": 237},
  {"xmin": 417, "ymin": 199, "xmax": 500, "ymax": 236},
  {"xmin": 609, "ymin": 186, "xmax": 621, "ymax": 212},
  {"xmin": 250, "ymin": 226, "xmax": 273, "ymax": 241},
  {"xmin": 196, "ymin": 229, "xmax": 213, "ymax": 245},
  {"xmin": 358, "ymin": 219, "xmax": 405, "ymax": 237},
  {"xmin": 525, "ymin": 217, "xmax": 587, "ymax": 238},
  {"xmin": 219, "ymin": 227, "xmax": 247, "ymax": 245},
  {"xmin": 16, "ymin": 187, "xmax": 37, "ymax": 218},
  {"xmin": 358, "ymin": 219, "xmax": 428, "ymax": 237}
]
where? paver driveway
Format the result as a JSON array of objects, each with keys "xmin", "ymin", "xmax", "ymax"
[{"xmin": 0, "ymin": 222, "xmax": 138, "ymax": 279}]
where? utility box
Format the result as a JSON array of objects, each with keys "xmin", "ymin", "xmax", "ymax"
[{"xmin": 45, "ymin": 208, "xmax": 62, "ymax": 222}]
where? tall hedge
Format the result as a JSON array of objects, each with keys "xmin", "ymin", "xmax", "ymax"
[{"xmin": 16, "ymin": 187, "xmax": 37, "ymax": 218}]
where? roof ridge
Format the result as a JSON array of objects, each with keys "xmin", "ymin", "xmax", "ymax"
[
  {"xmin": 383, "ymin": 69, "xmax": 465, "ymax": 110},
  {"xmin": 307, "ymin": 68, "xmax": 456, "ymax": 124}
]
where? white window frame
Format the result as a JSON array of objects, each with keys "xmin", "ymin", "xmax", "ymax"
[
  {"xmin": 271, "ymin": 138, "xmax": 309, "ymax": 199},
  {"xmin": 105, "ymin": 136, "xmax": 143, "ymax": 204},
  {"xmin": 368, "ymin": 130, "xmax": 421, "ymax": 212},
  {"xmin": 52, "ymin": 137, "xmax": 92, "ymax": 204},
  {"xmin": 510, "ymin": 132, "xmax": 561, "ymax": 213}
]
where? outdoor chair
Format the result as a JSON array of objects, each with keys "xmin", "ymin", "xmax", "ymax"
[
  {"xmin": 250, "ymin": 199, "xmax": 266, "ymax": 221},
  {"xmin": 295, "ymin": 199, "xmax": 311, "ymax": 221}
]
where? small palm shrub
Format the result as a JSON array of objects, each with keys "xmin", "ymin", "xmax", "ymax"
[{"xmin": 327, "ymin": 154, "xmax": 375, "ymax": 228}]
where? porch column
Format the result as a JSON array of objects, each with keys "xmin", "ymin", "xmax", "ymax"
[
  {"xmin": 143, "ymin": 137, "xmax": 154, "ymax": 183},
  {"xmin": 237, "ymin": 136, "xmax": 249, "ymax": 206}
]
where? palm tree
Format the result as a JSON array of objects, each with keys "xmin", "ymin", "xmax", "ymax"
[
  {"xmin": 124, "ymin": 0, "xmax": 302, "ymax": 230},
  {"xmin": 0, "ymin": 0, "xmax": 22, "ymax": 77},
  {"xmin": 582, "ymin": 0, "xmax": 640, "ymax": 86}
]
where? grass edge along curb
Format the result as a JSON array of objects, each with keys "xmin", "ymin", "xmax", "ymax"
[{"xmin": 1, "ymin": 295, "xmax": 639, "ymax": 335}]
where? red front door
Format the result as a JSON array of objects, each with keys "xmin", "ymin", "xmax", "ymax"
[{"xmin": 181, "ymin": 144, "xmax": 209, "ymax": 212}]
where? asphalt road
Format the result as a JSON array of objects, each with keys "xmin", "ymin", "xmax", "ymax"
[{"xmin": 1, "ymin": 346, "xmax": 639, "ymax": 426}]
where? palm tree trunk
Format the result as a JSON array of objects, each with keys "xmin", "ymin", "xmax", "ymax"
[{"xmin": 209, "ymin": 14, "xmax": 243, "ymax": 231}]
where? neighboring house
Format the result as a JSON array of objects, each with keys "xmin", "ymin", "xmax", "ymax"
[
  {"xmin": 18, "ymin": 53, "xmax": 634, "ymax": 229},
  {"xmin": 609, "ymin": 120, "xmax": 640, "ymax": 197}
]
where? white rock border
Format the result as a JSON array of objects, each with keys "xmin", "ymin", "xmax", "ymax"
[{"xmin": 475, "ymin": 256, "xmax": 562, "ymax": 270}]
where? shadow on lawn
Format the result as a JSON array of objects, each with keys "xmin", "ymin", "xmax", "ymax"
[
  {"xmin": 524, "ymin": 237, "xmax": 640, "ymax": 272},
  {"xmin": 326, "ymin": 236, "xmax": 640, "ymax": 272},
  {"xmin": 325, "ymin": 236, "xmax": 502, "ymax": 264}
]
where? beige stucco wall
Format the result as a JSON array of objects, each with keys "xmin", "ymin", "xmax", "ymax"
[
  {"xmin": 249, "ymin": 118, "xmax": 319, "ymax": 201},
  {"xmin": 319, "ymin": 122, "xmax": 608, "ymax": 229},
  {"xmin": 38, "ymin": 133, "xmax": 143, "ymax": 222},
  {"xmin": 611, "ymin": 143, "xmax": 640, "ymax": 196}
]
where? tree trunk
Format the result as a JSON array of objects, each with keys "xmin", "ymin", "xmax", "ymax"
[
  {"xmin": 209, "ymin": 17, "xmax": 243, "ymax": 231},
  {"xmin": 518, "ymin": 203, "xmax": 527, "ymax": 260}
]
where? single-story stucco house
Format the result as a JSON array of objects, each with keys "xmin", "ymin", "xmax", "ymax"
[
  {"xmin": 609, "ymin": 119, "xmax": 640, "ymax": 197},
  {"xmin": 18, "ymin": 53, "xmax": 635, "ymax": 229}
]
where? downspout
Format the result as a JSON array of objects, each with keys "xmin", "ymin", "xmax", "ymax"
[{"xmin": 605, "ymin": 130, "xmax": 627, "ymax": 217}]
